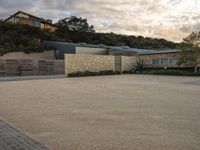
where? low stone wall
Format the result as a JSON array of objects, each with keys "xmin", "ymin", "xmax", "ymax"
[
  {"xmin": 65, "ymin": 54, "xmax": 138, "ymax": 76},
  {"xmin": 121, "ymin": 56, "xmax": 138, "ymax": 72},
  {"xmin": 0, "ymin": 50, "xmax": 55, "ymax": 60},
  {"xmin": 65, "ymin": 54, "xmax": 115, "ymax": 75},
  {"xmin": 0, "ymin": 59, "xmax": 64, "ymax": 77}
]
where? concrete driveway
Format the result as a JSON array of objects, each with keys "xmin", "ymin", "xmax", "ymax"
[{"xmin": 0, "ymin": 75, "xmax": 200, "ymax": 150}]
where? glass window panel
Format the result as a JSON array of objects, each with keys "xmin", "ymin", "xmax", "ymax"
[
  {"xmin": 161, "ymin": 58, "xmax": 169, "ymax": 64},
  {"xmin": 152, "ymin": 59, "xmax": 160, "ymax": 64},
  {"xmin": 170, "ymin": 58, "xmax": 177, "ymax": 64}
]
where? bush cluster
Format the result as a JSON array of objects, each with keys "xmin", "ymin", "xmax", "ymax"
[
  {"xmin": 123, "ymin": 65, "xmax": 200, "ymax": 76},
  {"xmin": 68, "ymin": 70, "xmax": 120, "ymax": 77},
  {"xmin": 142, "ymin": 69, "xmax": 200, "ymax": 76}
]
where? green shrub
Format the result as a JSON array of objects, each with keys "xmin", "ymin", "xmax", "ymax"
[
  {"xmin": 99, "ymin": 70, "xmax": 120, "ymax": 75},
  {"xmin": 68, "ymin": 70, "xmax": 118, "ymax": 77},
  {"xmin": 123, "ymin": 70, "xmax": 135, "ymax": 74},
  {"xmin": 144, "ymin": 67, "xmax": 195, "ymax": 72},
  {"xmin": 132, "ymin": 59, "xmax": 145, "ymax": 73},
  {"xmin": 0, "ymin": 46, "xmax": 9, "ymax": 56},
  {"xmin": 142, "ymin": 69, "xmax": 200, "ymax": 76}
]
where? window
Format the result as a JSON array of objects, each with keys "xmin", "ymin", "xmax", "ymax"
[
  {"xmin": 34, "ymin": 20, "xmax": 41, "ymax": 27},
  {"xmin": 170, "ymin": 58, "xmax": 177, "ymax": 64},
  {"xmin": 14, "ymin": 17, "xmax": 19, "ymax": 23},
  {"xmin": 40, "ymin": 23, "xmax": 44, "ymax": 29},
  {"xmin": 161, "ymin": 58, "xmax": 169, "ymax": 64},
  {"xmin": 152, "ymin": 59, "xmax": 160, "ymax": 65}
]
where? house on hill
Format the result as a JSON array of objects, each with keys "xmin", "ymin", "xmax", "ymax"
[{"xmin": 4, "ymin": 11, "xmax": 58, "ymax": 32}]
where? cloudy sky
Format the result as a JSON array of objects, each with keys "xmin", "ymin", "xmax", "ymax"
[{"xmin": 0, "ymin": 0, "xmax": 200, "ymax": 42}]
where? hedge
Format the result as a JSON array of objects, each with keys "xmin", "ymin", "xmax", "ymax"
[{"xmin": 68, "ymin": 70, "xmax": 120, "ymax": 77}]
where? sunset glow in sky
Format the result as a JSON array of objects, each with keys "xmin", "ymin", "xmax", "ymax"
[{"xmin": 1, "ymin": 0, "xmax": 200, "ymax": 42}]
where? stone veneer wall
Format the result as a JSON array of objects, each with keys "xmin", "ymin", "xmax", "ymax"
[
  {"xmin": 121, "ymin": 56, "xmax": 138, "ymax": 72},
  {"xmin": 65, "ymin": 54, "xmax": 115, "ymax": 75}
]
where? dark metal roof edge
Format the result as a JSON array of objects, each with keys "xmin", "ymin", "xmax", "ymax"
[
  {"xmin": 4, "ymin": 11, "xmax": 42, "ymax": 22},
  {"xmin": 138, "ymin": 50, "xmax": 180, "ymax": 55},
  {"xmin": 44, "ymin": 41, "xmax": 180, "ymax": 54}
]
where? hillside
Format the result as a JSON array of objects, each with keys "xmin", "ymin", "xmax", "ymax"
[{"xmin": 0, "ymin": 22, "xmax": 178, "ymax": 55}]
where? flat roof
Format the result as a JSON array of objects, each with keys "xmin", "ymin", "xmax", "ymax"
[
  {"xmin": 138, "ymin": 49, "xmax": 180, "ymax": 55},
  {"xmin": 44, "ymin": 41, "xmax": 180, "ymax": 55}
]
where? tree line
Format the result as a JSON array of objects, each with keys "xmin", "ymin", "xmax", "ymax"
[{"xmin": 56, "ymin": 16, "xmax": 177, "ymax": 49}]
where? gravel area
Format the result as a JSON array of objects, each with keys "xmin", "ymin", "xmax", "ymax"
[{"xmin": 0, "ymin": 75, "xmax": 200, "ymax": 150}]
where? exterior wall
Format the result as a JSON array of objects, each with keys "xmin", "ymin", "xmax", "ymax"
[
  {"xmin": 76, "ymin": 47, "xmax": 108, "ymax": 55},
  {"xmin": 6, "ymin": 17, "xmax": 16, "ymax": 23},
  {"xmin": 65, "ymin": 54, "xmax": 139, "ymax": 76},
  {"xmin": 16, "ymin": 13, "xmax": 29, "ymax": 18},
  {"xmin": 65, "ymin": 54, "xmax": 115, "ymax": 75},
  {"xmin": 140, "ymin": 53, "xmax": 180, "ymax": 68},
  {"xmin": 18, "ymin": 17, "xmax": 34, "ymax": 26},
  {"xmin": 49, "ymin": 26, "xmax": 58, "ymax": 32},
  {"xmin": 44, "ymin": 41, "xmax": 76, "ymax": 59},
  {"xmin": 41, "ymin": 23, "xmax": 58, "ymax": 32},
  {"xmin": 121, "ymin": 56, "xmax": 138, "ymax": 72},
  {"xmin": 0, "ymin": 51, "xmax": 55, "ymax": 60},
  {"xmin": 6, "ymin": 13, "xmax": 30, "ymax": 24},
  {"xmin": 0, "ymin": 59, "xmax": 64, "ymax": 77}
]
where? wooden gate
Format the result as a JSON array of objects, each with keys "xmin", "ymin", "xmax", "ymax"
[{"xmin": 115, "ymin": 56, "xmax": 122, "ymax": 74}]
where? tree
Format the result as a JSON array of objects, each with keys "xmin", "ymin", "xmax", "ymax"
[
  {"xmin": 58, "ymin": 16, "xmax": 95, "ymax": 33},
  {"xmin": 133, "ymin": 57, "xmax": 145, "ymax": 73},
  {"xmin": 178, "ymin": 32, "xmax": 200, "ymax": 72},
  {"xmin": 56, "ymin": 16, "xmax": 178, "ymax": 49},
  {"xmin": 183, "ymin": 32, "xmax": 200, "ymax": 47},
  {"xmin": 0, "ymin": 46, "xmax": 8, "ymax": 56}
]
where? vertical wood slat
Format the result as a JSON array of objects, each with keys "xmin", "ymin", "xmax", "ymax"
[
  {"xmin": 114, "ymin": 56, "xmax": 122, "ymax": 73},
  {"xmin": 0, "ymin": 59, "xmax": 64, "ymax": 77}
]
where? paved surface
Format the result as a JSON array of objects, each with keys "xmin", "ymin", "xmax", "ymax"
[
  {"xmin": 0, "ymin": 75, "xmax": 200, "ymax": 150},
  {"xmin": 0, "ymin": 75, "xmax": 66, "ymax": 82},
  {"xmin": 0, "ymin": 120, "xmax": 49, "ymax": 150}
]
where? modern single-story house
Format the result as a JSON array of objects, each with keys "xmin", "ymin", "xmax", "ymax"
[
  {"xmin": 43, "ymin": 41, "xmax": 182, "ymax": 67},
  {"xmin": 4, "ymin": 11, "xmax": 58, "ymax": 32}
]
